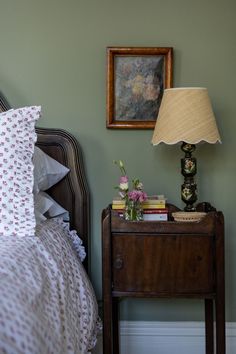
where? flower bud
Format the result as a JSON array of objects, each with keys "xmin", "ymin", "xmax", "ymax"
[{"xmin": 119, "ymin": 182, "xmax": 129, "ymax": 191}]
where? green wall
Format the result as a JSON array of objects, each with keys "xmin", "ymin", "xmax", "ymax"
[{"xmin": 0, "ymin": 0, "xmax": 235, "ymax": 321}]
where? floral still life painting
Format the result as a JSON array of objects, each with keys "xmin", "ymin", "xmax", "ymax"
[
  {"xmin": 106, "ymin": 47, "xmax": 173, "ymax": 129},
  {"xmin": 113, "ymin": 160, "xmax": 147, "ymax": 221},
  {"xmin": 115, "ymin": 56, "xmax": 164, "ymax": 121}
]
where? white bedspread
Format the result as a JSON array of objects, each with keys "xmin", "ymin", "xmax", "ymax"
[{"xmin": 0, "ymin": 219, "xmax": 101, "ymax": 354}]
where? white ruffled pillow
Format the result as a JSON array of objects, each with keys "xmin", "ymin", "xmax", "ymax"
[{"xmin": 0, "ymin": 106, "xmax": 41, "ymax": 236}]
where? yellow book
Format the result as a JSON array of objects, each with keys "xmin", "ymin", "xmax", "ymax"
[
  {"xmin": 112, "ymin": 203, "xmax": 166, "ymax": 210},
  {"xmin": 142, "ymin": 203, "xmax": 166, "ymax": 209},
  {"xmin": 145, "ymin": 196, "xmax": 166, "ymax": 205},
  {"xmin": 144, "ymin": 200, "xmax": 166, "ymax": 205},
  {"xmin": 112, "ymin": 204, "xmax": 125, "ymax": 210}
]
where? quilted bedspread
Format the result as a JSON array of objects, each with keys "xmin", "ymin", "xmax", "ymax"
[{"xmin": 0, "ymin": 219, "xmax": 101, "ymax": 354}]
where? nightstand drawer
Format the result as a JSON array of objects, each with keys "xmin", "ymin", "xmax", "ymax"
[{"xmin": 112, "ymin": 233, "xmax": 214, "ymax": 295}]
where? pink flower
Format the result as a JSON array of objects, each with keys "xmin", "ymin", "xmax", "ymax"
[
  {"xmin": 139, "ymin": 191, "xmax": 147, "ymax": 202},
  {"xmin": 128, "ymin": 190, "xmax": 139, "ymax": 201},
  {"xmin": 128, "ymin": 190, "xmax": 147, "ymax": 203},
  {"xmin": 120, "ymin": 175, "xmax": 128, "ymax": 183},
  {"xmin": 119, "ymin": 175, "xmax": 129, "ymax": 191}
]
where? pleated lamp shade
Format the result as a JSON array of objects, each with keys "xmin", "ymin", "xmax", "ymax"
[{"xmin": 151, "ymin": 88, "xmax": 221, "ymax": 145}]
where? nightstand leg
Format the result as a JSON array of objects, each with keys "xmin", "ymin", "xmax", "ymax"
[
  {"xmin": 205, "ymin": 299, "xmax": 214, "ymax": 354},
  {"xmin": 103, "ymin": 296, "xmax": 113, "ymax": 354},
  {"xmin": 112, "ymin": 297, "xmax": 120, "ymax": 354},
  {"xmin": 215, "ymin": 211, "xmax": 226, "ymax": 354},
  {"xmin": 215, "ymin": 295, "xmax": 225, "ymax": 354},
  {"xmin": 102, "ymin": 211, "xmax": 113, "ymax": 354}
]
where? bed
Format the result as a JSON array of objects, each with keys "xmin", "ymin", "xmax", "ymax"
[{"xmin": 0, "ymin": 96, "xmax": 101, "ymax": 354}]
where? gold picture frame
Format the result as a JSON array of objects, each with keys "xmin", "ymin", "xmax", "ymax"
[{"xmin": 106, "ymin": 47, "xmax": 173, "ymax": 129}]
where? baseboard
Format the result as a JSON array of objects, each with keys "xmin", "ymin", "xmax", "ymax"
[{"xmin": 91, "ymin": 321, "xmax": 236, "ymax": 354}]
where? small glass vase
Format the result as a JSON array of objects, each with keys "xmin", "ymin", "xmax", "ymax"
[{"xmin": 124, "ymin": 200, "xmax": 143, "ymax": 221}]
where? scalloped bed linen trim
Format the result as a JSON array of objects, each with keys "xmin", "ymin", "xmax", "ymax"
[
  {"xmin": 53, "ymin": 217, "xmax": 86, "ymax": 262},
  {"xmin": 52, "ymin": 218, "xmax": 103, "ymax": 352},
  {"xmin": 52, "ymin": 217, "xmax": 103, "ymax": 352}
]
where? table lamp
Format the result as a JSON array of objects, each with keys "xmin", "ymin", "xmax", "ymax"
[{"xmin": 151, "ymin": 87, "xmax": 221, "ymax": 212}]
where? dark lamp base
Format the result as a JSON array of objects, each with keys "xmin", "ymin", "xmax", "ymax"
[
  {"xmin": 184, "ymin": 204, "xmax": 196, "ymax": 212},
  {"xmin": 181, "ymin": 142, "xmax": 197, "ymax": 212}
]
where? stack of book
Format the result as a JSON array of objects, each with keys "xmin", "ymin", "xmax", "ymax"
[
  {"xmin": 111, "ymin": 198, "xmax": 126, "ymax": 211},
  {"xmin": 112, "ymin": 195, "xmax": 168, "ymax": 221},
  {"xmin": 142, "ymin": 195, "xmax": 168, "ymax": 221}
]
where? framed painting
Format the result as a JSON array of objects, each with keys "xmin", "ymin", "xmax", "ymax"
[{"xmin": 106, "ymin": 47, "xmax": 173, "ymax": 129}]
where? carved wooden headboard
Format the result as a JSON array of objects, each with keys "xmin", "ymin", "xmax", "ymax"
[{"xmin": 36, "ymin": 127, "xmax": 90, "ymax": 272}]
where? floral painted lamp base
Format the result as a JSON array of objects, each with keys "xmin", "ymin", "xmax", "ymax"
[{"xmin": 181, "ymin": 142, "xmax": 197, "ymax": 211}]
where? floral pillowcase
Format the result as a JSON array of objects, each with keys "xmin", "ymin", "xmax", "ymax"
[{"xmin": 0, "ymin": 106, "xmax": 41, "ymax": 236}]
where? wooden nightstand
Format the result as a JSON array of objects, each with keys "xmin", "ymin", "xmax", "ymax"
[{"xmin": 102, "ymin": 203, "xmax": 225, "ymax": 354}]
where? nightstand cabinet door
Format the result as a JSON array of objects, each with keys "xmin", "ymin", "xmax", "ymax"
[{"xmin": 112, "ymin": 233, "xmax": 214, "ymax": 295}]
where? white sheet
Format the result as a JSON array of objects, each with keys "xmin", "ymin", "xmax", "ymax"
[{"xmin": 0, "ymin": 219, "xmax": 101, "ymax": 354}]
